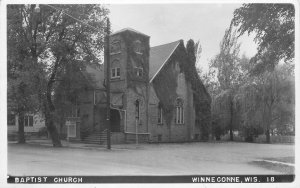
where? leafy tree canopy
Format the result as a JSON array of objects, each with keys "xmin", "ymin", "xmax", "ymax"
[
  {"xmin": 210, "ymin": 27, "xmax": 244, "ymax": 92},
  {"xmin": 232, "ymin": 4, "xmax": 295, "ymax": 74},
  {"xmin": 7, "ymin": 4, "xmax": 109, "ymax": 146}
]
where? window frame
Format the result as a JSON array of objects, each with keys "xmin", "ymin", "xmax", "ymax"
[
  {"xmin": 133, "ymin": 40, "xmax": 143, "ymax": 55},
  {"xmin": 24, "ymin": 115, "xmax": 34, "ymax": 127},
  {"xmin": 175, "ymin": 98, "xmax": 184, "ymax": 124},
  {"xmin": 135, "ymin": 100, "xmax": 140, "ymax": 121},
  {"xmin": 134, "ymin": 67, "xmax": 143, "ymax": 77},
  {"xmin": 158, "ymin": 106, "xmax": 163, "ymax": 124},
  {"xmin": 111, "ymin": 67, "xmax": 121, "ymax": 79},
  {"xmin": 110, "ymin": 40, "xmax": 121, "ymax": 54}
]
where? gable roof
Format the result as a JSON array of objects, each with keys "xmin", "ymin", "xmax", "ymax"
[
  {"xmin": 149, "ymin": 40, "xmax": 181, "ymax": 82},
  {"xmin": 81, "ymin": 40, "xmax": 183, "ymax": 86}
]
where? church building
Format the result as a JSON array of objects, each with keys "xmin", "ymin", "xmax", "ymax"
[{"xmin": 58, "ymin": 28, "xmax": 211, "ymax": 143}]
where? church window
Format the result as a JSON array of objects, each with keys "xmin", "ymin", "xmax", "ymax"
[
  {"xmin": 111, "ymin": 67, "xmax": 120, "ymax": 79},
  {"xmin": 111, "ymin": 59, "xmax": 120, "ymax": 79},
  {"xmin": 133, "ymin": 40, "xmax": 142, "ymax": 54},
  {"xmin": 158, "ymin": 106, "xmax": 163, "ymax": 124},
  {"xmin": 24, "ymin": 115, "xmax": 34, "ymax": 127},
  {"xmin": 135, "ymin": 67, "xmax": 143, "ymax": 77},
  {"xmin": 135, "ymin": 100, "xmax": 140, "ymax": 120},
  {"xmin": 110, "ymin": 40, "xmax": 121, "ymax": 54},
  {"xmin": 175, "ymin": 62, "xmax": 180, "ymax": 71},
  {"xmin": 175, "ymin": 98, "xmax": 184, "ymax": 124}
]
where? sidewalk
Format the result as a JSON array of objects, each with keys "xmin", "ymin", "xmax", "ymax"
[{"xmin": 8, "ymin": 139, "xmax": 146, "ymax": 151}]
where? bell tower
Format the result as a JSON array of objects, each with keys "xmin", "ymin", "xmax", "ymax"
[{"xmin": 108, "ymin": 28, "xmax": 150, "ymax": 134}]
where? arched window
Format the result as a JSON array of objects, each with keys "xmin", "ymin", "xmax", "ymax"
[
  {"xmin": 135, "ymin": 99, "xmax": 140, "ymax": 120},
  {"xmin": 133, "ymin": 40, "xmax": 142, "ymax": 54},
  {"xmin": 175, "ymin": 98, "xmax": 184, "ymax": 124},
  {"xmin": 158, "ymin": 102, "xmax": 163, "ymax": 124},
  {"xmin": 110, "ymin": 40, "xmax": 121, "ymax": 54}
]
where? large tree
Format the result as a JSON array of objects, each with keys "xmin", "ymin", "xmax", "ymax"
[
  {"xmin": 231, "ymin": 3, "xmax": 295, "ymax": 143},
  {"xmin": 210, "ymin": 27, "xmax": 245, "ymax": 141},
  {"xmin": 7, "ymin": 6, "xmax": 47, "ymax": 143},
  {"xmin": 234, "ymin": 64, "xmax": 295, "ymax": 143},
  {"xmin": 7, "ymin": 4, "xmax": 108, "ymax": 146},
  {"xmin": 231, "ymin": 3, "xmax": 295, "ymax": 74}
]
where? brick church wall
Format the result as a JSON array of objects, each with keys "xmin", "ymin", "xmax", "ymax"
[{"xmin": 148, "ymin": 60, "xmax": 198, "ymax": 142}]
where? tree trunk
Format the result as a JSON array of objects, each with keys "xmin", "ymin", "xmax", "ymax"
[
  {"xmin": 229, "ymin": 97, "xmax": 234, "ymax": 141},
  {"xmin": 262, "ymin": 103, "xmax": 272, "ymax": 143},
  {"xmin": 265, "ymin": 108, "xmax": 272, "ymax": 143},
  {"xmin": 265, "ymin": 129, "xmax": 270, "ymax": 143},
  {"xmin": 45, "ymin": 111, "xmax": 62, "ymax": 147},
  {"xmin": 229, "ymin": 128, "xmax": 233, "ymax": 141},
  {"xmin": 44, "ymin": 58, "xmax": 62, "ymax": 147},
  {"xmin": 18, "ymin": 112, "xmax": 25, "ymax": 143}
]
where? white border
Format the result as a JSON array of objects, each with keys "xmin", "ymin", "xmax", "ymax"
[{"xmin": 0, "ymin": 1, "xmax": 299, "ymax": 188}]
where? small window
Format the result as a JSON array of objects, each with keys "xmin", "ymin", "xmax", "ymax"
[
  {"xmin": 111, "ymin": 67, "xmax": 120, "ymax": 79},
  {"xmin": 133, "ymin": 40, "xmax": 142, "ymax": 54},
  {"xmin": 111, "ymin": 68, "xmax": 115, "ymax": 78},
  {"xmin": 175, "ymin": 62, "xmax": 180, "ymax": 71},
  {"xmin": 158, "ymin": 106, "xmax": 163, "ymax": 124},
  {"xmin": 135, "ymin": 67, "xmax": 143, "ymax": 77},
  {"xmin": 116, "ymin": 68, "xmax": 120, "ymax": 77},
  {"xmin": 24, "ymin": 115, "xmax": 33, "ymax": 127}
]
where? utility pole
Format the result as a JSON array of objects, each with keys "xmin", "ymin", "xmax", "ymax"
[
  {"xmin": 105, "ymin": 18, "xmax": 111, "ymax": 149},
  {"xmin": 135, "ymin": 100, "xmax": 139, "ymax": 147}
]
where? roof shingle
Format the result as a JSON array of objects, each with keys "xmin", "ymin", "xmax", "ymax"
[{"xmin": 149, "ymin": 40, "xmax": 181, "ymax": 82}]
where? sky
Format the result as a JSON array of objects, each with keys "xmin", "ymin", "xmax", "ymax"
[{"xmin": 108, "ymin": 3, "xmax": 258, "ymax": 71}]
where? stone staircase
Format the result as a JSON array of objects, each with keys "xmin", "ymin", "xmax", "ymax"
[{"xmin": 82, "ymin": 129, "xmax": 111, "ymax": 144}]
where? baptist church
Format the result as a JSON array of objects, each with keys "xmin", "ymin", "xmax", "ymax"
[{"xmin": 60, "ymin": 28, "xmax": 211, "ymax": 144}]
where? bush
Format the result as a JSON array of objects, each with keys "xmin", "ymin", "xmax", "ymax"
[
  {"xmin": 211, "ymin": 119, "xmax": 226, "ymax": 140},
  {"xmin": 243, "ymin": 125, "xmax": 263, "ymax": 142}
]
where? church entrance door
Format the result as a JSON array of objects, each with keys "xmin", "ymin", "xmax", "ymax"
[{"xmin": 110, "ymin": 109, "xmax": 121, "ymax": 132}]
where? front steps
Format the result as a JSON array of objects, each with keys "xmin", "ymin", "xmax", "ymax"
[
  {"xmin": 82, "ymin": 129, "xmax": 110, "ymax": 144},
  {"xmin": 71, "ymin": 130, "xmax": 148, "ymax": 144}
]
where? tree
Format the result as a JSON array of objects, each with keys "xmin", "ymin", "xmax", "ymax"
[
  {"xmin": 7, "ymin": 64, "xmax": 45, "ymax": 143},
  {"xmin": 210, "ymin": 27, "xmax": 244, "ymax": 141},
  {"xmin": 231, "ymin": 4, "xmax": 295, "ymax": 143},
  {"xmin": 7, "ymin": 4, "xmax": 109, "ymax": 146},
  {"xmin": 232, "ymin": 4, "xmax": 295, "ymax": 74},
  {"xmin": 232, "ymin": 62, "xmax": 294, "ymax": 143},
  {"xmin": 7, "ymin": 6, "xmax": 47, "ymax": 143}
]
